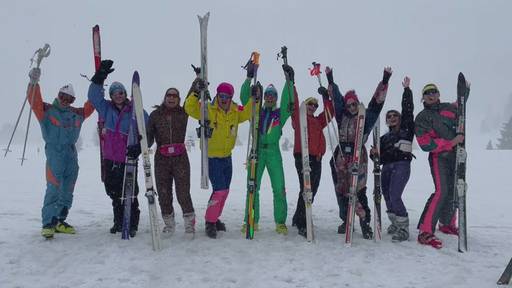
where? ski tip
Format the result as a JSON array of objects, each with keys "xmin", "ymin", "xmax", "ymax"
[
  {"xmin": 458, "ymin": 72, "xmax": 466, "ymax": 82},
  {"xmin": 198, "ymin": 11, "xmax": 210, "ymax": 20},
  {"xmin": 132, "ymin": 71, "xmax": 140, "ymax": 85},
  {"xmin": 93, "ymin": 24, "xmax": 99, "ymax": 30}
]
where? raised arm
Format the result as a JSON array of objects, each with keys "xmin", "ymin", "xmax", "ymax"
[
  {"xmin": 400, "ymin": 76, "xmax": 414, "ymax": 138},
  {"xmin": 364, "ymin": 67, "xmax": 391, "ymax": 135}
]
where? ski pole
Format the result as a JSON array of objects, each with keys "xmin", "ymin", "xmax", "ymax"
[
  {"xmin": 6, "ymin": 44, "xmax": 50, "ymax": 164},
  {"xmin": 309, "ymin": 62, "xmax": 339, "ymax": 156},
  {"xmin": 277, "ymin": 46, "xmax": 294, "ymax": 114}
]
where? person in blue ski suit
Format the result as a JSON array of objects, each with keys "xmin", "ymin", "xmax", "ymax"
[
  {"xmin": 88, "ymin": 60, "xmax": 148, "ymax": 237},
  {"xmin": 27, "ymin": 67, "xmax": 95, "ymax": 239}
]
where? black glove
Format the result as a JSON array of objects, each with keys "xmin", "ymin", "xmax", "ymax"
[
  {"xmin": 326, "ymin": 68, "xmax": 334, "ymax": 85},
  {"xmin": 282, "ymin": 64, "xmax": 295, "ymax": 83},
  {"xmin": 126, "ymin": 144, "xmax": 141, "ymax": 158},
  {"xmin": 196, "ymin": 78, "xmax": 207, "ymax": 91},
  {"xmin": 317, "ymin": 86, "xmax": 329, "ymax": 100},
  {"xmin": 91, "ymin": 60, "xmax": 114, "ymax": 85},
  {"xmin": 383, "ymin": 69, "xmax": 392, "ymax": 85},
  {"xmin": 246, "ymin": 62, "xmax": 256, "ymax": 78},
  {"xmin": 191, "ymin": 64, "xmax": 201, "ymax": 75}
]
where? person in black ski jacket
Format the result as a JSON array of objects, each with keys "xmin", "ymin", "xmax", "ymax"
[
  {"xmin": 414, "ymin": 78, "xmax": 469, "ymax": 249},
  {"xmin": 371, "ymin": 76, "xmax": 414, "ymax": 242}
]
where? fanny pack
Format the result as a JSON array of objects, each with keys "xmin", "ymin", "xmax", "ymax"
[{"xmin": 159, "ymin": 143, "xmax": 186, "ymax": 157}]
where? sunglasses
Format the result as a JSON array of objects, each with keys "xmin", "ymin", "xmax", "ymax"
[
  {"xmin": 218, "ymin": 93, "xmax": 232, "ymax": 100},
  {"xmin": 166, "ymin": 93, "xmax": 179, "ymax": 98},
  {"xmin": 423, "ymin": 89, "xmax": 439, "ymax": 96},
  {"xmin": 386, "ymin": 113, "xmax": 400, "ymax": 119},
  {"xmin": 307, "ymin": 102, "xmax": 319, "ymax": 108},
  {"xmin": 346, "ymin": 102, "xmax": 358, "ymax": 108}
]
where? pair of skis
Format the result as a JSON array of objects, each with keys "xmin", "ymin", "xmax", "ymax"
[
  {"xmin": 91, "ymin": 25, "xmax": 161, "ymax": 251},
  {"xmin": 455, "ymin": 72, "xmax": 468, "ymax": 253},
  {"xmin": 245, "ymin": 52, "xmax": 261, "ymax": 240}
]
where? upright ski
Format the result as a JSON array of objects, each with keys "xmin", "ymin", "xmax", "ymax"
[
  {"xmin": 372, "ymin": 117, "xmax": 382, "ymax": 241},
  {"xmin": 497, "ymin": 257, "xmax": 512, "ymax": 285},
  {"xmin": 299, "ymin": 101, "xmax": 314, "ymax": 242},
  {"xmin": 92, "ymin": 25, "xmax": 106, "ymax": 182},
  {"xmin": 345, "ymin": 103, "xmax": 366, "ymax": 246},
  {"xmin": 245, "ymin": 52, "xmax": 261, "ymax": 240},
  {"xmin": 132, "ymin": 71, "xmax": 162, "ymax": 251},
  {"xmin": 454, "ymin": 72, "xmax": 468, "ymax": 252},
  {"xmin": 121, "ymin": 99, "xmax": 138, "ymax": 240},
  {"xmin": 197, "ymin": 12, "xmax": 210, "ymax": 190}
]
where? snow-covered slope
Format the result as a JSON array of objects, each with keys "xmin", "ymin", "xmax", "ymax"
[{"xmin": 1, "ymin": 144, "xmax": 510, "ymax": 288}]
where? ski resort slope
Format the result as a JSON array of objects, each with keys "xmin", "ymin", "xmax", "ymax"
[{"xmin": 0, "ymin": 144, "xmax": 510, "ymax": 288}]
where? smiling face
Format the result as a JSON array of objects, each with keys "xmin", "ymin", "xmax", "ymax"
[
  {"xmin": 57, "ymin": 92, "xmax": 75, "ymax": 107},
  {"xmin": 217, "ymin": 93, "xmax": 232, "ymax": 111},
  {"xmin": 386, "ymin": 111, "xmax": 401, "ymax": 128},
  {"xmin": 164, "ymin": 88, "xmax": 180, "ymax": 109},
  {"xmin": 422, "ymin": 89, "xmax": 440, "ymax": 105},
  {"xmin": 346, "ymin": 99, "xmax": 358, "ymax": 115},
  {"xmin": 111, "ymin": 90, "xmax": 127, "ymax": 106},
  {"xmin": 264, "ymin": 93, "xmax": 277, "ymax": 108}
]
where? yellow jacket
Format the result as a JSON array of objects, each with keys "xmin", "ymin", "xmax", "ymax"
[{"xmin": 185, "ymin": 92, "xmax": 252, "ymax": 157}]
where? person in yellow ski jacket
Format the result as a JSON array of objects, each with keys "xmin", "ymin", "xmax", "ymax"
[{"xmin": 184, "ymin": 77, "xmax": 252, "ymax": 238}]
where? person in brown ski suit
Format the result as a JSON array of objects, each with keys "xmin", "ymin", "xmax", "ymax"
[{"xmin": 148, "ymin": 87, "xmax": 195, "ymax": 237}]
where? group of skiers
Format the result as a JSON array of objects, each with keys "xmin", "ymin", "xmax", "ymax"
[{"xmin": 26, "ymin": 54, "xmax": 469, "ymax": 250}]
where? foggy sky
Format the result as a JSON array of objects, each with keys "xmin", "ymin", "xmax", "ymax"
[{"xmin": 1, "ymin": 0, "xmax": 511, "ymax": 149}]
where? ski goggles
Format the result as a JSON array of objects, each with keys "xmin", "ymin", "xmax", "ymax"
[
  {"xmin": 423, "ymin": 88, "xmax": 439, "ymax": 96},
  {"xmin": 218, "ymin": 93, "xmax": 233, "ymax": 100},
  {"xmin": 58, "ymin": 93, "xmax": 75, "ymax": 104}
]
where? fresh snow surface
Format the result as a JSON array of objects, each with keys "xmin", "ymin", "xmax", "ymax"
[{"xmin": 1, "ymin": 143, "xmax": 511, "ymax": 288}]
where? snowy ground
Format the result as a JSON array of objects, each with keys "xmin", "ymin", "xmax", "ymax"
[{"xmin": 1, "ymin": 143, "xmax": 511, "ymax": 288}]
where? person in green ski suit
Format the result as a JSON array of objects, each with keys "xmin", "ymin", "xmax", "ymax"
[{"xmin": 241, "ymin": 63, "xmax": 295, "ymax": 235}]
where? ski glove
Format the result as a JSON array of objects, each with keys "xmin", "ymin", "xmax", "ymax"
[
  {"xmin": 91, "ymin": 60, "xmax": 115, "ymax": 85},
  {"xmin": 282, "ymin": 64, "xmax": 295, "ymax": 83},
  {"xmin": 382, "ymin": 68, "xmax": 392, "ymax": 85},
  {"xmin": 126, "ymin": 144, "xmax": 142, "ymax": 158},
  {"xmin": 196, "ymin": 78, "xmax": 207, "ymax": 91},
  {"xmin": 191, "ymin": 64, "xmax": 201, "ymax": 75},
  {"xmin": 317, "ymin": 86, "xmax": 329, "ymax": 100},
  {"xmin": 29, "ymin": 68, "xmax": 41, "ymax": 85}
]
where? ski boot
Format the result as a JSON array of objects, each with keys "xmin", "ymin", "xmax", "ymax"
[
  {"xmin": 110, "ymin": 223, "xmax": 122, "ymax": 234},
  {"xmin": 184, "ymin": 212, "xmax": 196, "ymax": 238},
  {"xmin": 418, "ymin": 231, "xmax": 442, "ymax": 249},
  {"xmin": 298, "ymin": 227, "xmax": 307, "ymax": 238},
  {"xmin": 438, "ymin": 224, "xmax": 459, "ymax": 236},
  {"xmin": 386, "ymin": 212, "xmax": 398, "ymax": 234},
  {"xmin": 240, "ymin": 223, "xmax": 259, "ymax": 233},
  {"xmin": 129, "ymin": 226, "xmax": 137, "ymax": 238},
  {"xmin": 391, "ymin": 216, "xmax": 409, "ymax": 242},
  {"xmin": 360, "ymin": 219, "xmax": 373, "ymax": 240},
  {"xmin": 337, "ymin": 222, "xmax": 346, "ymax": 234},
  {"xmin": 55, "ymin": 221, "xmax": 76, "ymax": 234},
  {"xmin": 162, "ymin": 213, "xmax": 176, "ymax": 235},
  {"xmin": 275, "ymin": 223, "xmax": 288, "ymax": 235},
  {"xmin": 41, "ymin": 225, "xmax": 56, "ymax": 239},
  {"xmin": 205, "ymin": 222, "xmax": 217, "ymax": 239},
  {"xmin": 216, "ymin": 219, "xmax": 226, "ymax": 232}
]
